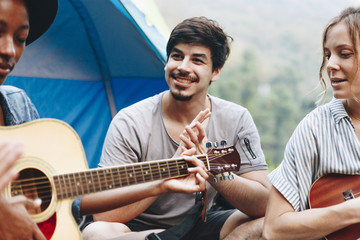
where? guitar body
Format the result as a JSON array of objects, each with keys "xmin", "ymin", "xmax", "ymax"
[
  {"xmin": 309, "ymin": 174, "xmax": 360, "ymax": 240},
  {"xmin": 1, "ymin": 119, "xmax": 86, "ymax": 240},
  {"xmin": 0, "ymin": 119, "xmax": 241, "ymax": 240}
]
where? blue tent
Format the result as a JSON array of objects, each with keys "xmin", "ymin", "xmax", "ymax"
[{"xmin": 6, "ymin": 0, "xmax": 168, "ymax": 168}]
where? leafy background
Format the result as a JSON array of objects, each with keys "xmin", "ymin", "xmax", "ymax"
[{"xmin": 153, "ymin": 0, "xmax": 360, "ymax": 169}]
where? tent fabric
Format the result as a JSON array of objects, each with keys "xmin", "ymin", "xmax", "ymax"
[{"xmin": 6, "ymin": 0, "xmax": 168, "ymax": 168}]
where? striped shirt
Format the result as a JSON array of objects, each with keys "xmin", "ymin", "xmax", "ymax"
[{"xmin": 269, "ymin": 98, "xmax": 360, "ymax": 211}]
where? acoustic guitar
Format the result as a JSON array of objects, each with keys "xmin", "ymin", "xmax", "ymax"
[
  {"xmin": 1, "ymin": 119, "xmax": 240, "ymax": 240},
  {"xmin": 309, "ymin": 173, "xmax": 360, "ymax": 240}
]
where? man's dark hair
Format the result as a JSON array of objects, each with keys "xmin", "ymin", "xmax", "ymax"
[{"xmin": 166, "ymin": 17, "xmax": 233, "ymax": 71}]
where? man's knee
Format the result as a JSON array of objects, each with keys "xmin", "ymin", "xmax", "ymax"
[
  {"xmin": 82, "ymin": 221, "xmax": 131, "ymax": 240},
  {"xmin": 220, "ymin": 211, "xmax": 264, "ymax": 240}
]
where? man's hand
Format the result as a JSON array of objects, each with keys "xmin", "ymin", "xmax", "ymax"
[
  {"xmin": 161, "ymin": 109, "xmax": 211, "ymax": 194},
  {"xmin": 179, "ymin": 109, "xmax": 211, "ymax": 155},
  {"xmin": 160, "ymin": 153, "xmax": 209, "ymax": 194}
]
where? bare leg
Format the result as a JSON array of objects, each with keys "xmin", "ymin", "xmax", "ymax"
[
  {"xmin": 223, "ymin": 216, "xmax": 264, "ymax": 240},
  {"xmin": 82, "ymin": 221, "xmax": 165, "ymax": 240},
  {"xmin": 82, "ymin": 221, "xmax": 131, "ymax": 240},
  {"xmin": 108, "ymin": 229, "xmax": 164, "ymax": 240}
]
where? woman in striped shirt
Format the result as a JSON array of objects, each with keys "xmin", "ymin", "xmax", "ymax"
[{"xmin": 263, "ymin": 6, "xmax": 360, "ymax": 240}]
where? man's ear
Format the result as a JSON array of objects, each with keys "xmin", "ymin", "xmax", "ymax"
[{"xmin": 210, "ymin": 68, "xmax": 221, "ymax": 83}]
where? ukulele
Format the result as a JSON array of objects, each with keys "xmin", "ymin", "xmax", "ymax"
[
  {"xmin": 309, "ymin": 173, "xmax": 360, "ymax": 240},
  {"xmin": 1, "ymin": 119, "xmax": 241, "ymax": 240}
]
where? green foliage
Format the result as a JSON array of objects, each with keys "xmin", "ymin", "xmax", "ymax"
[
  {"xmin": 210, "ymin": 48, "xmax": 317, "ymax": 169},
  {"xmin": 155, "ymin": 0, "xmax": 353, "ymax": 170}
]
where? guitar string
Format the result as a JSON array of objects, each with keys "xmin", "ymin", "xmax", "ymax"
[
  {"xmin": 13, "ymin": 159, "xmax": 228, "ymax": 187},
  {"xmin": 14, "ymin": 165, "xmax": 233, "ymax": 194},
  {"xmin": 11, "ymin": 153, "xmax": 237, "ymax": 201},
  {"xmin": 15, "ymin": 175, "xmax": 236, "ymax": 204},
  {"xmin": 12, "ymin": 161, "xmax": 229, "ymax": 194},
  {"xmin": 12, "ymin": 159, "xmax": 233, "ymax": 195},
  {"xmin": 13, "ymin": 152, "xmax": 234, "ymax": 185},
  {"xmin": 12, "ymin": 160, "xmax": 234, "ymax": 200},
  {"xmin": 13, "ymin": 162, "xmax": 233, "ymax": 195}
]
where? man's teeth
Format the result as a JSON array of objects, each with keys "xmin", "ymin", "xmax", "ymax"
[{"xmin": 177, "ymin": 78, "xmax": 192, "ymax": 83}]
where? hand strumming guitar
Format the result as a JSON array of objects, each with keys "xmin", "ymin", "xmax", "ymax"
[{"xmin": 0, "ymin": 140, "xmax": 45, "ymax": 240}]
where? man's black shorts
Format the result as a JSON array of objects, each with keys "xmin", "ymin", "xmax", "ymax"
[{"xmin": 125, "ymin": 209, "xmax": 237, "ymax": 240}]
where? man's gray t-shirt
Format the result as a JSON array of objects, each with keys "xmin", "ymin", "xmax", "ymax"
[{"xmin": 100, "ymin": 91, "xmax": 267, "ymax": 228}]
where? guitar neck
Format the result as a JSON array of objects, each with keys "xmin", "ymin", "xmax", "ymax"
[{"xmin": 53, "ymin": 154, "xmax": 209, "ymax": 200}]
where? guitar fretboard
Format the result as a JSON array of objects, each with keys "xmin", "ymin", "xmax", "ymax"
[{"xmin": 53, "ymin": 155, "xmax": 208, "ymax": 200}]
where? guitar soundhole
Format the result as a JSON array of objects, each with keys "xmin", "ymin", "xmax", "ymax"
[{"xmin": 11, "ymin": 168, "xmax": 52, "ymax": 214}]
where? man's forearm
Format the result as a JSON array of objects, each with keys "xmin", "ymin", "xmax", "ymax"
[{"xmin": 210, "ymin": 171, "xmax": 270, "ymax": 217}]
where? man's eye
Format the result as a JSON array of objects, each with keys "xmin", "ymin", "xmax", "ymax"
[{"xmin": 171, "ymin": 54, "xmax": 182, "ymax": 59}]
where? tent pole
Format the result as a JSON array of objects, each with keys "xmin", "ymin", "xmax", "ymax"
[{"xmin": 70, "ymin": 0, "xmax": 118, "ymax": 118}]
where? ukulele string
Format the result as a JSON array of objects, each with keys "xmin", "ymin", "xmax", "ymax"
[{"xmin": 343, "ymin": 192, "xmax": 360, "ymax": 200}]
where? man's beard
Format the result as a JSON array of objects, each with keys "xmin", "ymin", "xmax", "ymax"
[{"xmin": 170, "ymin": 90, "xmax": 193, "ymax": 101}]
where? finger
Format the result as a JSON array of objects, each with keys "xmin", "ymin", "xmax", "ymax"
[
  {"xmin": 25, "ymin": 198, "xmax": 42, "ymax": 212},
  {"xmin": 204, "ymin": 110, "xmax": 211, "ymax": 120},
  {"xmin": 184, "ymin": 172, "xmax": 207, "ymax": 192},
  {"xmin": 0, "ymin": 141, "xmax": 23, "ymax": 177},
  {"xmin": 0, "ymin": 168, "xmax": 18, "ymax": 191},
  {"xmin": 184, "ymin": 125, "xmax": 199, "ymax": 144},
  {"xmin": 33, "ymin": 224, "xmax": 46, "ymax": 240},
  {"xmin": 191, "ymin": 110, "xmax": 206, "ymax": 124},
  {"xmin": 195, "ymin": 172, "xmax": 207, "ymax": 191},
  {"xmin": 194, "ymin": 122, "xmax": 207, "ymax": 143},
  {"xmin": 184, "ymin": 155, "xmax": 208, "ymax": 173},
  {"xmin": 185, "ymin": 109, "xmax": 211, "ymax": 139},
  {"xmin": 184, "ymin": 110, "xmax": 208, "ymax": 139},
  {"xmin": 198, "ymin": 110, "xmax": 211, "ymax": 125},
  {"xmin": 0, "ymin": 140, "xmax": 24, "ymax": 161},
  {"xmin": 181, "ymin": 128, "xmax": 189, "ymax": 139},
  {"xmin": 188, "ymin": 166, "xmax": 209, "ymax": 180},
  {"xmin": 9, "ymin": 196, "xmax": 41, "ymax": 212},
  {"xmin": 185, "ymin": 123, "xmax": 208, "ymax": 155},
  {"xmin": 191, "ymin": 109, "xmax": 211, "ymax": 125},
  {"xmin": 182, "ymin": 147, "xmax": 195, "ymax": 156},
  {"xmin": 8, "ymin": 195, "xmax": 29, "ymax": 205},
  {"xmin": 179, "ymin": 133, "xmax": 194, "ymax": 149}
]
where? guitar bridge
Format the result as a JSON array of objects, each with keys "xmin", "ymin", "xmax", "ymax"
[{"xmin": 343, "ymin": 189, "xmax": 355, "ymax": 201}]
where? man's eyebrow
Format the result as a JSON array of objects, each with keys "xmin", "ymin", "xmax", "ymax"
[
  {"xmin": 193, "ymin": 53, "xmax": 207, "ymax": 60},
  {"xmin": 171, "ymin": 47, "xmax": 208, "ymax": 60},
  {"xmin": 171, "ymin": 47, "xmax": 183, "ymax": 54}
]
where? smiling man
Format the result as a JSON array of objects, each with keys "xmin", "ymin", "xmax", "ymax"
[{"xmin": 82, "ymin": 17, "xmax": 270, "ymax": 240}]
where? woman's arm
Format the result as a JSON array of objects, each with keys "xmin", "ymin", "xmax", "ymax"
[{"xmin": 263, "ymin": 186, "xmax": 360, "ymax": 240}]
